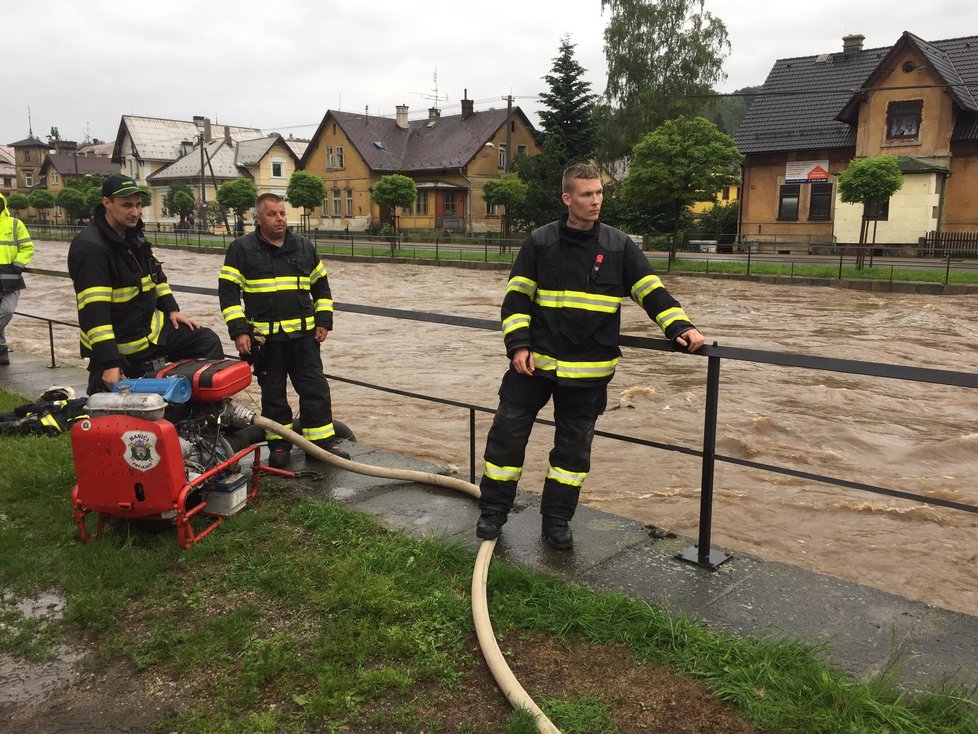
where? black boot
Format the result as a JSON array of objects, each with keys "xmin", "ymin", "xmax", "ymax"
[
  {"xmin": 0, "ymin": 346, "xmax": 8, "ymax": 366},
  {"xmin": 542, "ymin": 515, "xmax": 573, "ymax": 550},
  {"xmin": 476, "ymin": 511, "xmax": 508, "ymax": 540}
]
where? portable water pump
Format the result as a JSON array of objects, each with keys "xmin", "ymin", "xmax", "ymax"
[{"xmin": 70, "ymin": 358, "xmax": 276, "ymax": 549}]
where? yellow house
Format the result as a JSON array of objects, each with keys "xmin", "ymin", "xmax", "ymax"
[
  {"xmin": 38, "ymin": 151, "xmax": 120, "ymax": 196},
  {"xmin": 8, "ymin": 135, "xmax": 49, "ymax": 192},
  {"xmin": 736, "ymin": 32, "xmax": 978, "ymax": 249},
  {"xmin": 301, "ymin": 95, "xmax": 540, "ymax": 232},
  {"xmin": 689, "ymin": 183, "xmax": 740, "ymax": 215}
]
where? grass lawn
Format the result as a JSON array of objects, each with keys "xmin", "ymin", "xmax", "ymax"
[{"xmin": 1, "ymin": 388, "xmax": 975, "ymax": 733}]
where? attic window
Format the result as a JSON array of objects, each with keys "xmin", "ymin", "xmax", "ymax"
[
  {"xmin": 373, "ymin": 140, "xmax": 386, "ymax": 150},
  {"xmin": 886, "ymin": 100, "xmax": 922, "ymax": 141}
]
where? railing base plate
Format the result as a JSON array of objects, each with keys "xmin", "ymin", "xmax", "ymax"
[{"xmin": 676, "ymin": 545, "xmax": 732, "ymax": 570}]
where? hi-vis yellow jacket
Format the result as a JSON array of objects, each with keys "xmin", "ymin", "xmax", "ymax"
[
  {"xmin": 501, "ymin": 217, "xmax": 695, "ymax": 386},
  {"xmin": 0, "ymin": 192, "xmax": 34, "ymax": 293}
]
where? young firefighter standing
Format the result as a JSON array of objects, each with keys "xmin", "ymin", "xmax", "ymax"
[
  {"xmin": 476, "ymin": 163, "xmax": 705, "ymax": 549},
  {"xmin": 218, "ymin": 193, "xmax": 348, "ymax": 469}
]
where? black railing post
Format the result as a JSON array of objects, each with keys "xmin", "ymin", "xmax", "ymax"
[
  {"xmin": 47, "ymin": 319, "xmax": 57, "ymax": 368},
  {"xmin": 945, "ymin": 248, "xmax": 952, "ymax": 285},
  {"xmin": 678, "ymin": 345, "xmax": 732, "ymax": 570},
  {"xmin": 469, "ymin": 408, "xmax": 477, "ymax": 485}
]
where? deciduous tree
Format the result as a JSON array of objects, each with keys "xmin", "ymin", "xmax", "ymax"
[
  {"xmin": 216, "ymin": 177, "xmax": 259, "ymax": 218},
  {"xmin": 482, "ymin": 173, "xmax": 528, "ymax": 246},
  {"xmin": 5, "ymin": 193, "xmax": 29, "ymax": 216},
  {"xmin": 28, "ymin": 189, "xmax": 55, "ymax": 223},
  {"xmin": 836, "ymin": 155, "xmax": 904, "ymax": 268},
  {"xmin": 286, "ymin": 171, "xmax": 326, "ymax": 233},
  {"xmin": 370, "ymin": 174, "xmax": 417, "ymax": 242},
  {"xmin": 622, "ymin": 115, "xmax": 742, "ymax": 259},
  {"xmin": 599, "ymin": 0, "xmax": 730, "ymax": 161},
  {"xmin": 163, "ymin": 183, "xmax": 196, "ymax": 229},
  {"xmin": 56, "ymin": 187, "xmax": 88, "ymax": 223}
]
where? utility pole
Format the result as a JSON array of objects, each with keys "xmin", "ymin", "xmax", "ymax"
[
  {"xmin": 198, "ymin": 133, "xmax": 206, "ymax": 208},
  {"xmin": 504, "ymin": 94, "xmax": 513, "ymax": 173}
]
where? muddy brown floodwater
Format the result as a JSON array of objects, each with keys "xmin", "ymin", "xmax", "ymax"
[{"xmin": 9, "ymin": 241, "xmax": 978, "ymax": 616}]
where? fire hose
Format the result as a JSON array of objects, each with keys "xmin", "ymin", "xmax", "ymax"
[{"xmin": 241, "ymin": 409, "xmax": 561, "ymax": 733}]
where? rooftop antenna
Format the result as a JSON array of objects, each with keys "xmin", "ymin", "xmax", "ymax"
[
  {"xmin": 412, "ymin": 67, "xmax": 449, "ymax": 112},
  {"xmin": 27, "ymin": 105, "xmax": 33, "ymax": 137}
]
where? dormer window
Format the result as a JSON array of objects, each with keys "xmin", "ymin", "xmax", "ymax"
[{"xmin": 886, "ymin": 100, "xmax": 922, "ymax": 141}]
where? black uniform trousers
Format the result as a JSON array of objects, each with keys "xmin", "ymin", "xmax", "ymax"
[
  {"xmin": 257, "ymin": 334, "xmax": 333, "ymax": 443},
  {"xmin": 86, "ymin": 321, "xmax": 224, "ymax": 395},
  {"xmin": 479, "ymin": 369, "xmax": 607, "ymax": 521}
]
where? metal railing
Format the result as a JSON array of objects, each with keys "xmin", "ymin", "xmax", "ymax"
[{"xmin": 16, "ymin": 274, "xmax": 978, "ymax": 572}]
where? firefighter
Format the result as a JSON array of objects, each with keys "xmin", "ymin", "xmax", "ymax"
[
  {"xmin": 218, "ymin": 192, "xmax": 348, "ymax": 469},
  {"xmin": 67, "ymin": 175, "xmax": 224, "ymax": 395},
  {"xmin": 0, "ymin": 192, "xmax": 34, "ymax": 366},
  {"xmin": 476, "ymin": 163, "xmax": 706, "ymax": 550}
]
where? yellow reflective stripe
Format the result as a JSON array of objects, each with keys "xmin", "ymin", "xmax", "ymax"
[
  {"xmin": 155, "ymin": 282, "xmax": 173, "ymax": 298},
  {"xmin": 535, "ymin": 289, "xmax": 621, "ymax": 313},
  {"xmin": 241, "ymin": 278, "xmax": 277, "ymax": 293},
  {"xmin": 631, "ymin": 274, "xmax": 663, "ymax": 305},
  {"xmin": 251, "ymin": 316, "xmax": 316, "ymax": 334},
  {"xmin": 506, "ymin": 276, "xmax": 536, "ymax": 297},
  {"xmin": 502, "ymin": 313, "xmax": 530, "ymax": 336},
  {"xmin": 530, "ymin": 351, "xmax": 618, "ymax": 379},
  {"xmin": 41, "ymin": 414, "xmax": 61, "ymax": 430},
  {"xmin": 81, "ymin": 324, "xmax": 116, "ymax": 347},
  {"xmin": 310, "ymin": 262, "xmax": 328, "ymax": 283},
  {"xmin": 315, "ymin": 298, "xmax": 333, "ymax": 313},
  {"xmin": 219, "ymin": 265, "xmax": 245, "ymax": 286},
  {"xmin": 140, "ymin": 275, "xmax": 156, "ymax": 292},
  {"xmin": 302, "ymin": 423, "xmax": 336, "ymax": 442},
  {"xmin": 546, "ymin": 464, "xmax": 587, "ymax": 487},
  {"xmin": 118, "ymin": 336, "xmax": 151, "ymax": 355},
  {"xmin": 111, "ymin": 285, "xmax": 140, "ymax": 302},
  {"xmin": 655, "ymin": 307, "xmax": 689, "ymax": 330},
  {"xmin": 76, "ymin": 286, "xmax": 113, "ymax": 309},
  {"xmin": 484, "ymin": 461, "xmax": 522, "ymax": 483},
  {"xmin": 222, "ymin": 304, "xmax": 246, "ymax": 323},
  {"xmin": 264, "ymin": 422, "xmax": 293, "ymax": 441}
]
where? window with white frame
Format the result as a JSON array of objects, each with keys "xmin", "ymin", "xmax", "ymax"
[
  {"xmin": 486, "ymin": 200, "xmax": 498, "ymax": 216},
  {"xmin": 516, "ymin": 144, "xmax": 528, "ymax": 159},
  {"xmin": 326, "ymin": 147, "xmax": 335, "ymax": 169},
  {"xmin": 271, "ymin": 159, "xmax": 284, "ymax": 178},
  {"xmin": 345, "ymin": 188, "xmax": 353, "ymax": 217},
  {"xmin": 25, "ymin": 172, "xmax": 33, "ymax": 187},
  {"xmin": 336, "ymin": 146, "xmax": 345, "ymax": 169},
  {"xmin": 498, "ymin": 144, "xmax": 507, "ymax": 170},
  {"xmin": 50, "ymin": 171, "xmax": 59, "ymax": 185},
  {"xmin": 331, "ymin": 188, "xmax": 341, "ymax": 217}
]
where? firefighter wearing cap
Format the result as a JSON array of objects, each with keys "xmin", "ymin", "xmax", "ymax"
[
  {"xmin": 0, "ymin": 192, "xmax": 34, "ymax": 365},
  {"xmin": 67, "ymin": 174, "xmax": 224, "ymax": 395}
]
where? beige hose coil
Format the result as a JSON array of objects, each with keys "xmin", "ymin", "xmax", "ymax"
[{"xmin": 252, "ymin": 415, "xmax": 560, "ymax": 733}]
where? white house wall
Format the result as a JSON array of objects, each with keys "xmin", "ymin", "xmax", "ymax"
[{"xmin": 832, "ymin": 172, "xmax": 939, "ymax": 245}]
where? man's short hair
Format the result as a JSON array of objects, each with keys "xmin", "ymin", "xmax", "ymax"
[
  {"xmin": 562, "ymin": 163, "xmax": 601, "ymax": 193},
  {"xmin": 256, "ymin": 192, "xmax": 283, "ymax": 211}
]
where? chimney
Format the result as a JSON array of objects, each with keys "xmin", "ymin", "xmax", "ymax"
[
  {"xmin": 842, "ymin": 34, "xmax": 865, "ymax": 54},
  {"xmin": 461, "ymin": 89, "xmax": 474, "ymax": 120},
  {"xmin": 203, "ymin": 118, "xmax": 212, "ymax": 142},
  {"xmin": 428, "ymin": 106, "xmax": 441, "ymax": 121},
  {"xmin": 224, "ymin": 125, "xmax": 232, "ymax": 146},
  {"xmin": 395, "ymin": 104, "xmax": 409, "ymax": 129}
]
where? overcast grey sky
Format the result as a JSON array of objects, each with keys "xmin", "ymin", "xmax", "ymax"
[{"xmin": 4, "ymin": 0, "xmax": 976, "ymax": 146}]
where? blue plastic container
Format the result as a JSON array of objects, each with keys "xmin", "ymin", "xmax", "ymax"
[{"xmin": 113, "ymin": 376, "xmax": 193, "ymax": 404}]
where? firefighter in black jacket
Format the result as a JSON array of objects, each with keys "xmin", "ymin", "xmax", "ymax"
[
  {"xmin": 67, "ymin": 175, "xmax": 224, "ymax": 395},
  {"xmin": 218, "ymin": 193, "xmax": 348, "ymax": 469},
  {"xmin": 476, "ymin": 163, "xmax": 705, "ymax": 549}
]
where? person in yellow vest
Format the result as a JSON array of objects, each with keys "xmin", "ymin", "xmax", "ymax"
[{"xmin": 0, "ymin": 192, "xmax": 34, "ymax": 366}]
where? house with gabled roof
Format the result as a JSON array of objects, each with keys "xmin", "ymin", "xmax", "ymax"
[
  {"xmin": 39, "ymin": 152, "xmax": 120, "ymax": 195},
  {"xmin": 147, "ymin": 133, "xmax": 301, "ymax": 226},
  {"xmin": 0, "ymin": 146, "xmax": 16, "ymax": 194},
  {"xmin": 301, "ymin": 94, "xmax": 540, "ymax": 232},
  {"xmin": 735, "ymin": 32, "xmax": 978, "ymax": 250},
  {"xmin": 111, "ymin": 115, "xmax": 264, "ymax": 223}
]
